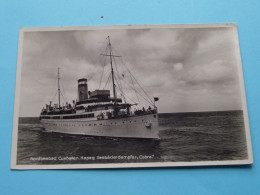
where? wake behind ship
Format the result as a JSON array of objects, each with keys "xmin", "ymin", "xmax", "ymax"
[{"xmin": 39, "ymin": 37, "xmax": 160, "ymax": 139}]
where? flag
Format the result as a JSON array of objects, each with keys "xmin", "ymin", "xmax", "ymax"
[{"xmin": 154, "ymin": 97, "xmax": 159, "ymax": 101}]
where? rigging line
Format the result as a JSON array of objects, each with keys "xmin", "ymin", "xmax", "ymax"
[
  {"xmin": 98, "ymin": 44, "xmax": 109, "ymax": 89},
  {"xmin": 113, "ymin": 69, "xmax": 141, "ymax": 107},
  {"xmin": 112, "ymin": 54, "xmax": 124, "ymax": 97},
  {"xmin": 114, "ymin": 52, "xmax": 153, "ymax": 104},
  {"xmin": 109, "ymin": 45, "xmax": 124, "ymax": 88},
  {"xmin": 119, "ymin": 75, "xmax": 148, "ymax": 102},
  {"xmin": 123, "ymin": 92, "xmax": 138, "ymax": 104},
  {"xmin": 127, "ymin": 66, "xmax": 154, "ymax": 105},
  {"xmin": 114, "ymin": 74, "xmax": 126, "ymax": 103},
  {"xmin": 101, "ymin": 43, "xmax": 112, "ymax": 89},
  {"xmin": 129, "ymin": 71, "xmax": 141, "ymax": 106},
  {"xmin": 119, "ymin": 74, "xmax": 154, "ymax": 107},
  {"xmin": 104, "ymin": 72, "xmax": 112, "ymax": 90},
  {"xmin": 104, "ymin": 72, "xmax": 111, "ymax": 89},
  {"xmin": 112, "ymin": 51, "xmax": 154, "ymax": 105},
  {"xmin": 110, "ymin": 45, "xmax": 154, "ymax": 105},
  {"xmin": 114, "ymin": 75, "xmax": 136, "ymax": 104},
  {"xmin": 98, "ymin": 56, "xmax": 106, "ymax": 89},
  {"xmin": 129, "ymin": 73, "xmax": 153, "ymax": 105},
  {"xmin": 96, "ymin": 42, "xmax": 108, "ymax": 83},
  {"xmin": 110, "ymin": 45, "xmax": 139, "ymax": 106},
  {"xmin": 106, "ymin": 75, "xmax": 112, "ymax": 91},
  {"xmin": 114, "ymin": 75, "xmax": 123, "ymax": 98},
  {"xmin": 113, "ymin": 72, "xmax": 122, "ymax": 93},
  {"xmin": 51, "ymin": 91, "xmax": 58, "ymax": 104},
  {"xmin": 60, "ymin": 91, "xmax": 67, "ymax": 104},
  {"xmin": 60, "ymin": 78, "xmax": 68, "ymax": 103},
  {"xmin": 118, "ymin": 71, "xmax": 152, "ymax": 104},
  {"xmin": 49, "ymin": 77, "xmax": 58, "ymax": 102},
  {"xmin": 111, "ymin": 46, "xmax": 135, "ymax": 104}
]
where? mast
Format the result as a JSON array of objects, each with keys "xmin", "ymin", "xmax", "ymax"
[
  {"xmin": 107, "ymin": 36, "xmax": 117, "ymax": 113},
  {"xmin": 58, "ymin": 67, "xmax": 61, "ymax": 108}
]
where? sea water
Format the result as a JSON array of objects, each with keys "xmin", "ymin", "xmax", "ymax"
[{"xmin": 16, "ymin": 110, "xmax": 248, "ymax": 165}]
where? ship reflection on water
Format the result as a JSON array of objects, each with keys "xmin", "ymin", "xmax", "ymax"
[{"xmin": 17, "ymin": 111, "xmax": 248, "ymax": 165}]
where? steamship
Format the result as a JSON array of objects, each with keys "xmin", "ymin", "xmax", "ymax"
[{"xmin": 39, "ymin": 36, "xmax": 159, "ymax": 139}]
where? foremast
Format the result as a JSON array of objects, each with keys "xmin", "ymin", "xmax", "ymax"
[
  {"xmin": 106, "ymin": 36, "xmax": 125, "ymax": 117},
  {"xmin": 107, "ymin": 36, "xmax": 118, "ymax": 116}
]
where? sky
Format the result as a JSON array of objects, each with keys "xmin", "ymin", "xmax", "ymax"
[{"xmin": 19, "ymin": 26, "xmax": 243, "ymax": 117}]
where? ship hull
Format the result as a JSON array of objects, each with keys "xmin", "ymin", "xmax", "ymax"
[{"xmin": 40, "ymin": 114, "xmax": 159, "ymax": 139}]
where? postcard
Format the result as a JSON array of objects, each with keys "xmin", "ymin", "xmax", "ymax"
[{"xmin": 11, "ymin": 24, "xmax": 253, "ymax": 169}]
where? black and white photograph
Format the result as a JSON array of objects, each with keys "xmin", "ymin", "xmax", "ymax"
[{"xmin": 11, "ymin": 24, "xmax": 253, "ymax": 169}]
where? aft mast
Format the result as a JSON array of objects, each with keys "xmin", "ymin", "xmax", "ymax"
[{"xmin": 58, "ymin": 67, "xmax": 61, "ymax": 108}]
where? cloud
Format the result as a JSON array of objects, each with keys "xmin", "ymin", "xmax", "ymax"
[
  {"xmin": 184, "ymin": 60, "xmax": 234, "ymax": 85},
  {"xmin": 173, "ymin": 63, "xmax": 183, "ymax": 71},
  {"xmin": 19, "ymin": 27, "xmax": 243, "ymax": 116}
]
